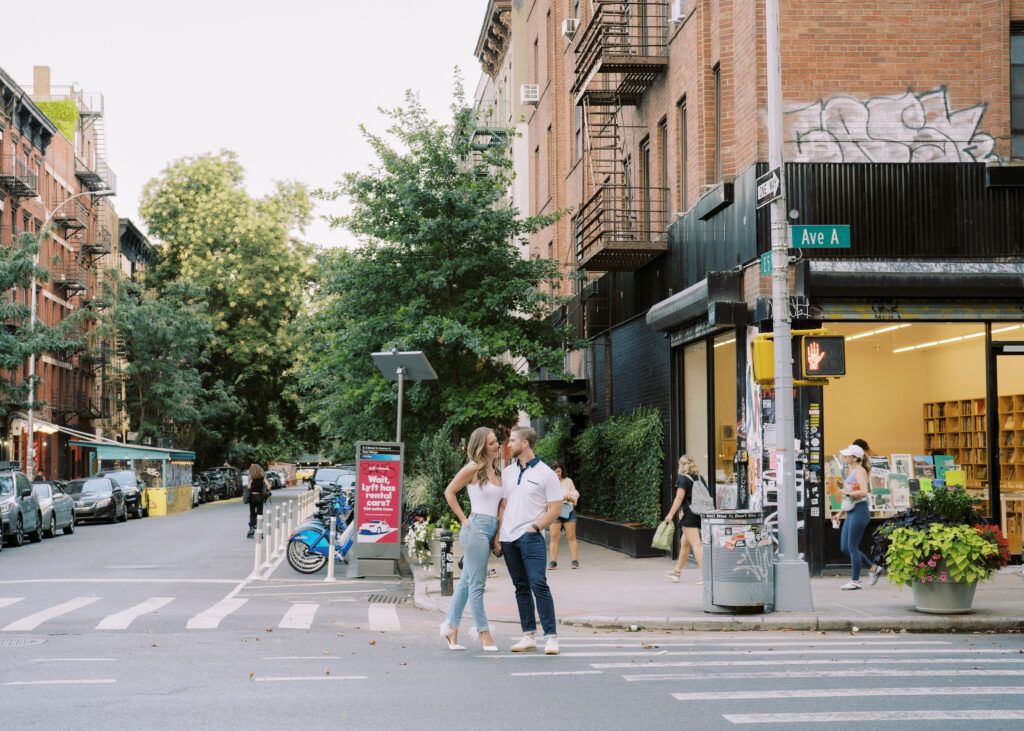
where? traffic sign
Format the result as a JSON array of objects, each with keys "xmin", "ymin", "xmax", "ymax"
[
  {"xmin": 760, "ymin": 251, "xmax": 772, "ymax": 276},
  {"xmin": 791, "ymin": 225, "xmax": 850, "ymax": 248},
  {"xmin": 756, "ymin": 167, "xmax": 781, "ymax": 209}
]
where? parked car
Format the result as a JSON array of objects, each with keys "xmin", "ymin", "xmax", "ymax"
[
  {"xmin": 0, "ymin": 463, "xmax": 44, "ymax": 547},
  {"xmin": 31, "ymin": 481, "xmax": 75, "ymax": 537},
  {"xmin": 309, "ymin": 466, "xmax": 355, "ymax": 492},
  {"xmin": 295, "ymin": 467, "xmax": 314, "ymax": 484},
  {"xmin": 265, "ymin": 471, "xmax": 285, "ymax": 490},
  {"xmin": 201, "ymin": 468, "xmax": 241, "ymax": 500},
  {"xmin": 194, "ymin": 472, "xmax": 213, "ymax": 504},
  {"xmin": 67, "ymin": 477, "xmax": 127, "ymax": 524},
  {"xmin": 93, "ymin": 469, "xmax": 148, "ymax": 519}
]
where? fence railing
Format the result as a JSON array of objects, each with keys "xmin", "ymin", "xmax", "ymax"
[
  {"xmin": 574, "ymin": 184, "xmax": 670, "ymax": 270},
  {"xmin": 251, "ymin": 489, "xmax": 320, "ymax": 580},
  {"xmin": 574, "ymin": 2, "xmax": 670, "ymax": 92},
  {"xmin": 0, "ymin": 155, "xmax": 39, "ymax": 197}
]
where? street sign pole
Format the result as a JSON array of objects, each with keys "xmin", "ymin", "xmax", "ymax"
[{"xmin": 766, "ymin": 0, "xmax": 813, "ymax": 612}]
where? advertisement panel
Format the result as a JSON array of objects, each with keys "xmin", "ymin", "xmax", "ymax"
[{"xmin": 355, "ymin": 442, "xmax": 402, "ymax": 548}]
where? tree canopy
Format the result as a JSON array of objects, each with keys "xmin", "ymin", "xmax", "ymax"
[{"xmin": 296, "ymin": 87, "xmax": 576, "ymax": 454}]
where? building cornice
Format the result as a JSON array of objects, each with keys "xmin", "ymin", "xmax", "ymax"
[{"xmin": 475, "ymin": 0, "xmax": 513, "ymax": 80}]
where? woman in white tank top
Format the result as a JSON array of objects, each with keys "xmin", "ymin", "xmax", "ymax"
[{"xmin": 439, "ymin": 427, "xmax": 503, "ymax": 651}]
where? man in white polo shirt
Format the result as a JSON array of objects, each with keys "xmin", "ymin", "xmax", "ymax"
[{"xmin": 496, "ymin": 425, "xmax": 563, "ymax": 655}]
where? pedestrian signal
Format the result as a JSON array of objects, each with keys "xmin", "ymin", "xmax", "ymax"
[{"xmin": 801, "ymin": 336, "xmax": 845, "ymax": 378}]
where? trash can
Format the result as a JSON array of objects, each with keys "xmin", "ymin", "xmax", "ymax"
[{"xmin": 701, "ymin": 510, "xmax": 773, "ymax": 614}]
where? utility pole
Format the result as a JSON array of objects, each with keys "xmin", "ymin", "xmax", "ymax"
[{"xmin": 766, "ymin": 0, "xmax": 813, "ymax": 611}]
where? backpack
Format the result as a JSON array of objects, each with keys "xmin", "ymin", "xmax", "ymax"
[{"xmin": 686, "ymin": 474, "xmax": 715, "ymax": 515}]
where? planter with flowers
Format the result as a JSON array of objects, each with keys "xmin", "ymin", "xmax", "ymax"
[
  {"xmin": 875, "ymin": 486, "xmax": 1011, "ymax": 614},
  {"xmin": 404, "ymin": 517, "xmax": 435, "ymax": 568}
]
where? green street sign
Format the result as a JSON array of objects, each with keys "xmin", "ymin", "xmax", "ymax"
[
  {"xmin": 760, "ymin": 251, "xmax": 772, "ymax": 276},
  {"xmin": 791, "ymin": 225, "xmax": 850, "ymax": 248}
]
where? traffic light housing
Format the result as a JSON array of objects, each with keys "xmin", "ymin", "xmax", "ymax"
[{"xmin": 800, "ymin": 335, "xmax": 846, "ymax": 378}]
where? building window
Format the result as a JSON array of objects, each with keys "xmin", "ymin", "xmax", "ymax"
[
  {"xmin": 546, "ymin": 124, "xmax": 553, "ymax": 208},
  {"xmin": 574, "ymin": 104, "xmax": 583, "ymax": 164},
  {"xmin": 533, "ymin": 38, "xmax": 539, "ymax": 85},
  {"xmin": 712, "ymin": 63, "xmax": 722, "ymax": 183},
  {"xmin": 657, "ymin": 117, "xmax": 668, "ymax": 219},
  {"xmin": 640, "ymin": 137, "xmax": 651, "ymax": 237},
  {"xmin": 534, "ymin": 145, "xmax": 540, "ymax": 214},
  {"xmin": 678, "ymin": 96, "xmax": 688, "ymax": 211},
  {"xmin": 1013, "ymin": 26, "xmax": 1024, "ymax": 158}
]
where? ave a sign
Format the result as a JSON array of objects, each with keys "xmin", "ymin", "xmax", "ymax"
[
  {"xmin": 791, "ymin": 224, "xmax": 850, "ymax": 248},
  {"xmin": 756, "ymin": 167, "xmax": 781, "ymax": 209}
]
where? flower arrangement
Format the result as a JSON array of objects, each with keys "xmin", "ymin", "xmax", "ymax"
[{"xmin": 403, "ymin": 517, "xmax": 435, "ymax": 566}]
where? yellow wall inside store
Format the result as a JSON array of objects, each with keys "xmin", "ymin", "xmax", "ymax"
[{"xmin": 822, "ymin": 324, "xmax": 1024, "ymax": 461}]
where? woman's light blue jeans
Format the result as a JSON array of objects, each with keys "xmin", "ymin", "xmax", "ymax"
[
  {"xmin": 839, "ymin": 500, "xmax": 873, "ymax": 581},
  {"xmin": 444, "ymin": 514, "xmax": 498, "ymax": 632}
]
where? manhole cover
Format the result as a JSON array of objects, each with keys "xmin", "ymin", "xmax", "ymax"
[{"xmin": 0, "ymin": 637, "xmax": 46, "ymax": 647}]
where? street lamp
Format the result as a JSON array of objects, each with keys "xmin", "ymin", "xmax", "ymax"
[{"xmin": 24, "ymin": 187, "xmax": 115, "ymax": 478}]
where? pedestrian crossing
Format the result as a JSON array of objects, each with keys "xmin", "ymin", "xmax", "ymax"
[
  {"xmin": 0, "ymin": 593, "xmax": 404, "ymax": 633},
  {"xmin": 501, "ymin": 633, "xmax": 1024, "ymax": 725}
]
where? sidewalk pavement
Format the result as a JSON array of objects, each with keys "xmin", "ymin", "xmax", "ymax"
[{"xmin": 411, "ymin": 539, "xmax": 1024, "ymax": 633}]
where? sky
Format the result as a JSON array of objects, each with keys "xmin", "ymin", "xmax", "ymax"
[{"xmin": 2, "ymin": 0, "xmax": 487, "ymax": 248}]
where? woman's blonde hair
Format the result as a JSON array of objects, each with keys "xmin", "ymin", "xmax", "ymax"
[
  {"xmin": 677, "ymin": 455, "xmax": 700, "ymax": 476},
  {"xmin": 249, "ymin": 463, "xmax": 265, "ymax": 481},
  {"xmin": 467, "ymin": 427, "xmax": 499, "ymax": 487}
]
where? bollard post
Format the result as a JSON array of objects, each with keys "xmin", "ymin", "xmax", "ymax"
[
  {"xmin": 264, "ymin": 507, "xmax": 273, "ymax": 567},
  {"xmin": 325, "ymin": 515, "xmax": 336, "ymax": 582},
  {"xmin": 253, "ymin": 515, "xmax": 264, "ymax": 578},
  {"xmin": 438, "ymin": 528, "xmax": 454, "ymax": 596},
  {"xmin": 274, "ymin": 506, "xmax": 282, "ymax": 555}
]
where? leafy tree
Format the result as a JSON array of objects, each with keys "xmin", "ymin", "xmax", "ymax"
[
  {"xmin": 99, "ymin": 273, "xmax": 237, "ymax": 448},
  {"xmin": 138, "ymin": 151, "xmax": 314, "ymax": 464},
  {"xmin": 297, "ymin": 85, "xmax": 576, "ymax": 455}
]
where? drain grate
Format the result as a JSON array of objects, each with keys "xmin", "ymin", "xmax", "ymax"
[
  {"xmin": 366, "ymin": 594, "xmax": 408, "ymax": 605},
  {"xmin": 0, "ymin": 637, "xmax": 45, "ymax": 647}
]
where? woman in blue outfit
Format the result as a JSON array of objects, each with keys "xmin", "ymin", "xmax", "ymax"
[
  {"xmin": 838, "ymin": 443, "xmax": 883, "ymax": 590},
  {"xmin": 439, "ymin": 427, "xmax": 504, "ymax": 651}
]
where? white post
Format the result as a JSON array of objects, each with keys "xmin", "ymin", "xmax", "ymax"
[
  {"xmin": 263, "ymin": 508, "xmax": 273, "ymax": 568},
  {"xmin": 274, "ymin": 506, "xmax": 283, "ymax": 555},
  {"xmin": 325, "ymin": 515, "xmax": 336, "ymax": 582},
  {"xmin": 766, "ymin": 0, "xmax": 813, "ymax": 611},
  {"xmin": 253, "ymin": 515, "xmax": 264, "ymax": 578}
]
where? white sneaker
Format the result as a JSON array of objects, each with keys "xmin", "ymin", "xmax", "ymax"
[
  {"xmin": 510, "ymin": 635, "xmax": 537, "ymax": 652},
  {"xmin": 544, "ymin": 637, "xmax": 559, "ymax": 655},
  {"xmin": 841, "ymin": 581, "xmax": 862, "ymax": 590}
]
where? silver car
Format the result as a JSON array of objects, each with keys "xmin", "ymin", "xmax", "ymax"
[
  {"xmin": 0, "ymin": 468, "xmax": 44, "ymax": 547},
  {"xmin": 32, "ymin": 481, "xmax": 76, "ymax": 538}
]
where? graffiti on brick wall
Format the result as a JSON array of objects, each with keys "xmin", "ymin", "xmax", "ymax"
[{"xmin": 785, "ymin": 86, "xmax": 999, "ymax": 163}]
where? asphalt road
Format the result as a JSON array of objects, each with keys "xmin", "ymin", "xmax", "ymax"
[{"xmin": 2, "ymin": 487, "xmax": 1024, "ymax": 729}]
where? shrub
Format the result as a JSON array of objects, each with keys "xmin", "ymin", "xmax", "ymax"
[
  {"xmin": 534, "ymin": 418, "xmax": 570, "ymax": 467},
  {"xmin": 405, "ymin": 425, "xmax": 466, "ymax": 524}
]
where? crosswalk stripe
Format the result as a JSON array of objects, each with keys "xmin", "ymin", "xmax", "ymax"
[
  {"xmin": 3, "ymin": 679, "xmax": 116, "ymax": 686},
  {"xmin": 598, "ymin": 657, "xmax": 1024, "ymax": 669},
  {"xmin": 561, "ymin": 639, "xmax": 954, "ymax": 648},
  {"xmin": 253, "ymin": 676, "xmax": 367, "ymax": 682},
  {"xmin": 0, "ymin": 598, "xmax": 24, "ymax": 608},
  {"xmin": 674, "ymin": 686, "xmax": 1024, "ymax": 701},
  {"xmin": 95, "ymin": 597, "xmax": 174, "ymax": 630},
  {"xmin": 723, "ymin": 710, "xmax": 1024, "ymax": 724},
  {"xmin": 279, "ymin": 603, "xmax": 319, "ymax": 629},
  {"xmin": 594, "ymin": 647, "xmax": 1020, "ymax": 659},
  {"xmin": 626, "ymin": 669, "xmax": 1024, "ymax": 681},
  {"xmin": 367, "ymin": 604, "xmax": 400, "ymax": 632},
  {"xmin": 186, "ymin": 598, "xmax": 248, "ymax": 629},
  {"xmin": 2, "ymin": 597, "xmax": 100, "ymax": 631}
]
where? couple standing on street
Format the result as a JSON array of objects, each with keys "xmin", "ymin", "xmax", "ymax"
[{"xmin": 438, "ymin": 425, "xmax": 563, "ymax": 655}]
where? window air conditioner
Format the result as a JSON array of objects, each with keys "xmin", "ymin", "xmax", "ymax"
[
  {"xmin": 520, "ymin": 84, "xmax": 540, "ymax": 105},
  {"xmin": 562, "ymin": 18, "xmax": 578, "ymax": 39},
  {"xmin": 670, "ymin": 0, "xmax": 688, "ymax": 24}
]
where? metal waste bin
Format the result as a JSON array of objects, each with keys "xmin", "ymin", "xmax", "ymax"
[{"xmin": 701, "ymin": 510, "xmax": 773, "ymax": 614}]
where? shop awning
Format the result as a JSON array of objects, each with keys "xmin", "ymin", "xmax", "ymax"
[
  {"xmin": 801, "ymin": 260, "xmax": 1024, "ymax": 298},
  {"xmin": 646, "ymin": 271, "xmax": 745, "ymax": 333},
  {"xmin": 68, "ymin": 440, "xmax": 195, "ymax": 462}
]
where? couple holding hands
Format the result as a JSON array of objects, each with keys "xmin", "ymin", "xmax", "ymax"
[{"xmin": 438, "ymin": 425, "xmax": 564, "ymax": 655}]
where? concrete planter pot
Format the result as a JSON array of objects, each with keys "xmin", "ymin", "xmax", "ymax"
[
  {"xmin": 576, "ymin": 514, "xmax": 662, "ymax": 558},
  {"xmin": 911, "ymin": 571, "xmax": 979, "ymax": 615}
]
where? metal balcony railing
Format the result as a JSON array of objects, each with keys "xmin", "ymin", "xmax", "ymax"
[
  {"xmin": 0, "ymin": 155, "xmax": 39, "ymax": 198},
  {"xmin": 574, "ymin": 184, "xmax": 669, "ymax": 271},
  {"xmin": 53, "ymin": 199, "xmax": 91, "ymax": 231},
  {"xmin": 572, "ymin": 2, "xmax": 669, "ymax": 105},
  {"xmin": 53, "ymin": 260, "xmax": 88, "ymax": 292},
  {"xmin": 468, "ymin": 98, "xmax": 511, "ymax": 150},
  {"xmin": 75, "ymin": 156, "xmax": 117, "ymax": 194},
  {"xmin": 81, "ymin": 224, "xmax": 112, "ymax": 256}
]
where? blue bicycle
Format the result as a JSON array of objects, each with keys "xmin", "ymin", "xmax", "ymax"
[{"xmin": 286, "ymin": 487, "xmax": 355, "ymax": 574}]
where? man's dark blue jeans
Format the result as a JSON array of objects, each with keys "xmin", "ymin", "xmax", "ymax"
[{"xmin": 501, "ymin": 530, "xmax": 557, "ymax": 637}]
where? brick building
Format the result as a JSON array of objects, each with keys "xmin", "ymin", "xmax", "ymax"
[
  {"xmin": 1, "ymin": 64, "xmax": 136, "ymax": 479},
  {"xmin": 476, "ymin": 1, "xmax": 1024, "ymax": 569}
]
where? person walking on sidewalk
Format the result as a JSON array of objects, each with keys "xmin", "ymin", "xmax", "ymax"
[
  {"xmin": 838, "ymin": 443, "xmax": 883, "ymax": 590},
  {"xmin": 498, "ymin": 426, "xmax": 563, "ymax": 655},
  {"xmin": 245, "ymin": 464, "xmax": 270, "ymax": 539},
  {"xmin": 548, "ymin": 462, "xmax": 580, "ymax": 570},
  {"xmin": 438, "ymin": 427, "xmax": 503, "ymax": 652},
  {"xmin": 663, "ymin": 455, "xmax": 712, "ymax": 585}
]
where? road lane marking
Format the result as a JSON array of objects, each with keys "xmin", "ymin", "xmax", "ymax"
[
  {"xmin": 0, "ymin": 579, "xmax": 237, "ymax": 585},
  {"xmin": 2, "ymin": 597, "xmax": 100, "ymax": 631},
  {"xmin": 31, "ymin": 658, "xmax": 115, "ymax": 663},
  {"xmin": 626, "ymin": 669, "xmax": 1024, "ymax": 681},
  {"xmin": 279, "ymin": 603, "xmax": 319, "ymax": 629},
  {"xmin": 510, "ymin": 671, "xmax": 603, "ymax": 676},
  {"xmin": 186, "ymin": 598, "xmax": 248, "ymax": 629},
  {"xmin": 723, "ymin": 710, "xmax": 1024, "ymax": 724},
  {"xmin": 253, "ymin": 676, "xmax": 367, "ymax": 682},
  {"xmin": 96, "ymin": 597, "xmax": 174, "ymax": 630},
  {"xmin": 367, "ymin": 604, "xmax": 401, "ymax": 632},
  {"xmin": 675, "ymin": 686, "xmax": 1024, "ymax": 701},
  {"xmin": 597, "ymin": 657, "xmax": 1024, "ymax": 669},
  {"xmin": 560, "ymin": 639, "xmax": 954, "ymax": 648},
  {"xmin": 0, "ymin": 598, "xmax": 24, "ymax": 608},
  {"xmin": 3, "ymin": 679, "xmax": 116, "ymax": 686}
]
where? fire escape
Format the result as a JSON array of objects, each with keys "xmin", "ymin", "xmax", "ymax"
[{"xmin": 572, "ymin": 1, "xmax": 669, "ymax": 273}]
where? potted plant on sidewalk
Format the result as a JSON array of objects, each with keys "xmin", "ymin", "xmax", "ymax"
[{"xmin": 875, "ymin": 485, "xmax": 1010, "ymax": 614}]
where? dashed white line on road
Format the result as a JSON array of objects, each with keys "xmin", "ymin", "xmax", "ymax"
[
  {"xmin": 510, "ymin": 671, "xmax": 603, "ymax": 676},
  {"xmin": 2, "ymin": 597, "xmax": 100, "ymax": 631},
  {"xmin": 31, "ymin": 658, "xmax": 115, "ymax": 663},
  {"xmin": 627, "ymin": 669, "xmax": 1024, "ymax": 681},
  {"xmin": 723, "ymin": 710, "xmax": 1024, "ymax": 724},
  {"xmin": 597, "ymin": 656, "xmax": 1024, "ymax": 669},
  {"xmin": 96, "ymin": 597, "xmax": 174, "ymax": 630},
  {"xmin": 675, "ymin": 686, "xmax": 1024, "ymax": 701},
  {"xmin": 253, "ymin": 676, "xmax": 367, "ymax": 682},
  {"xmin": 0, "ymin": 598, "xmax": 24, "ymax": 608},
  {"xmin": 3, "ymin": 679, "xmax": 116, "ymax": 686},
  {"xmin": 279, "ymin": 603, "xmax": 319, "ymax": 629},
  {"xmin": 367, "ymin": 604, "xmax": 401, "ymax": 632},
  {"xmin": 186, "ymin": 598, "xmax": 248, "ymax": 629}
]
